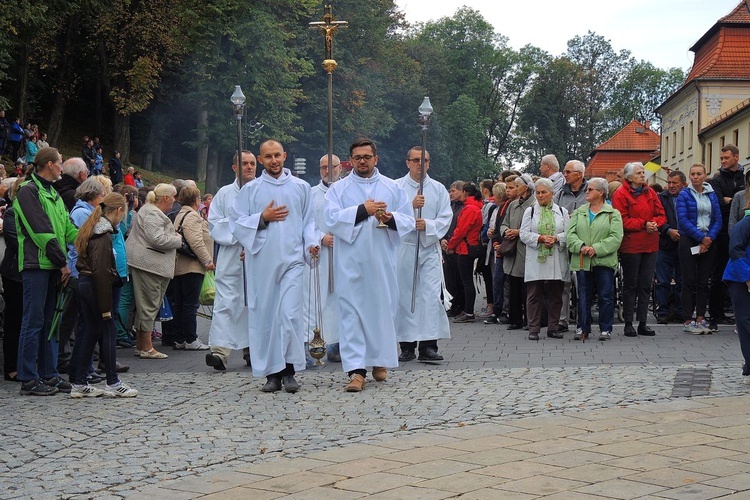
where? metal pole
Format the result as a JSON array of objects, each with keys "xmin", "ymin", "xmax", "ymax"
[
  {"xmin": 411, "ymin": 127, "xmax": 428, "ymax": 313},
  {"xmin": 235, "ymin": 108, "xmax": 247, "ymax": 306},
  {"xmin": 326, "ymin": 69, "xmax": 335, "ymax": 293}
]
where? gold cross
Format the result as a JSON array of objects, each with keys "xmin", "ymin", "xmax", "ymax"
[{"xmin": 309, "ymin": 4, "xmax": 348, "ymax": 65}]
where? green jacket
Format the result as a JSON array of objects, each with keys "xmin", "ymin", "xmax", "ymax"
[
  {"xmin": 567, "ymin": 202, "xmax": 623, "ymax": 271},
  {"xmin": 13, "ymin": 173, "xmax": 78, "ymax": 271}
]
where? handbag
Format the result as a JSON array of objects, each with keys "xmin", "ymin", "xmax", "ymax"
[
  {"xmin": 159, "ymin": 296, "xmax": 173, "ymax": 322},
  {"xmin": 175, "ymin": 212, "xmax": 197, "ymax": 258},
  {"xmin": 497, "ymin": 237, "xmax": 517, "ymax": 256}
]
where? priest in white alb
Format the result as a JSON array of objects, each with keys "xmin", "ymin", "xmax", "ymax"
[
  {"xmin": 395, "ymin": 147, "xmax": 452, "ymax": 362},
  {"xmin": 324, "ymin": 138, "xmax": 414, "ymax": 392},
  {"xmin": 229, "ymin": 140, "xmax": 318, "ymax": 393},
  {"xmin": 204, "ymin": 151, "xmax": 255, "ymax": 371}
]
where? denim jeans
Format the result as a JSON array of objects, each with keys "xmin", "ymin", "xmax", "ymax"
[
  {"xmin": 116, "ymin": 278, "xmax": 134, "ymax": 340},
  {"xmin": 17, "ymin": 269, "xmax": 60, "ymax": 382},
  {"xmin": 576, "ymin": 267, "xmax": 615, "ymax": 334},
  {"xmin": 655, "ymin": 247, "xmax": 683, "ymax": 319}
]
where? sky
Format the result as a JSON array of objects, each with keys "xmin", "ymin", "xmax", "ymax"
[{"xmin": 395, "ymin": 0, "xmax": 742, "ymax": 69}]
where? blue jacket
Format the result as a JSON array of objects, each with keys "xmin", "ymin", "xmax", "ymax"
[
  {"xmin": 723, "ymin": 215, "xmax": 750, "ymax": 283},
  {"xmin": 657, "ymin": 190, "xmax": 680, "ymax": 251},
  {"xmin": 9, "ymin": 122, "xmax": 23, "ymax": 142},
  {"xmin": 676, "ymin": 184, "xmax": 722, "ymax": 242}
]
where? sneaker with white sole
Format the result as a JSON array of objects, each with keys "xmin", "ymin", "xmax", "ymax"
[
  {"xmin": 574, "ymin": 329, "xmax": 583, "ymax": 340},
  {"xmin": 183, "ymin": 339, "xmax": 210, "ymax": 350},
  {"xmin": 599, "ymin": 331, "xmax": 611, "ymax": 340},
  {"xmin": 683, "ymin": 321, "xmax": 705, "ymax": 335},
  {"xmin": 103, "ymin": 382, "xmax": 138, "ymax": 398},
  {"xmin": 70, "ymin": 384, "xmax": 104, "ymax": 398},
  {"xmin": 699, "ymin": 320, "xmax": 713, "ymax": 334}
]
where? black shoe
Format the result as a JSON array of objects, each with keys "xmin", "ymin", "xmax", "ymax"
[
  {"xmin": 498, "ymin": 314, "xmax": 510, "ymax": 324},
  {"xmin": 57, "ymin": 359, "xmax": 70, "ymax": 374},
  {"xmin": 716, "ymin": 316, "xmax": 734, "ymax": 325},
  {"xmin": 20, "ymin": 379, "xmax": 59, "ymax": 396},
  {"xmin": 282, "ymin": 375, "xmax": 300, "ymax": 393},
  {"xmin": 205, "ymin": 352, "xmax": 226, "ymax": 371},
  {"xmin": 98, "ymin": 361, "xmax": 130, "ymax": 373},
  {"xmin": 558, "ymin": 324, "xmax": 569, "ymax": 333},
  {"xmin": 483, "ymin": 315, "xmax": 500, "ymax": 324},
  {"xmin": 638, "ymin": 324, "xmax": 655, "ymax": 336},
  {"xmin": 657, "ymin": 316, "xmax": 669, "ymax": 325},
  {"xmin": 161, "ymin": 339, "xmax": 177, "ymax": 347},
  {"xmin": 708, "ymin": 320, "xmax": 719, "ymax": 333},
  {"xmin": 86, "ymin": 373, "xmax": 106, "ymax": 385},
  {"xmin": 43, "ymin": 375, "xmax": 71, "ymax": 393},
  {"xmin": 242, "ymin": 349, "xmax": 252, "ymax": 367},
  {"xmin": 398, "ymin": 350, "xmax": 416, "ymax": 362},
  {"xmin": 547, "ymin": 331, "xmax": 563, "ymax": 339},
  {"xmin": 261, "ymin": 377, "xmax": 282, "ymax": 393},
  {"xmin": 507, "ymin": 323, "xmax": 524, "ymax": 330},
  {"xmin": 446, "ymin": 308, "xmax": 462, "ymax": 318},
  {"xmin": 528, "ymin": 333, "xmax": 539, "ymax": 340},
  {"xmin": 418, "ymin": 348, "xmax": 444, "ymax": 362},
  {"xmin": 624, "ymin": 324, "xmax": 637, "ymax": 337}
]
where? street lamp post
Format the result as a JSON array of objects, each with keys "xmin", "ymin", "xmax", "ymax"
[{"xmin": 411, "ymin": 96, "xmax": 433, "ymax": 313}]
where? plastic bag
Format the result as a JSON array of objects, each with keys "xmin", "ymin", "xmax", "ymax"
[
  {"xmin": 159, "ymin": 296, "xmax": 173, "ymax": 321},
  {"xmin": 200, "ymin": 270, "xmax": 216, "ymax": 305}
]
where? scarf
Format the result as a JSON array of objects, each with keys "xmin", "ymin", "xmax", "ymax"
[{"xmin": 536, "ymin": 204, "xmax": 556, "ymax": 263}]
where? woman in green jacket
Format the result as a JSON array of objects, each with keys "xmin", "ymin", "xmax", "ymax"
[{"xmin": 567, "ymin": 177, "xmax": 623, "ymax": 341}]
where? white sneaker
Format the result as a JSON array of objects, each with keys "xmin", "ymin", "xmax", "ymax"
[
  {"xmin": 103, "ymin": 382, "xmax": 138, "ymax": 398},
  {"xmin": 574, "ymin": 329, "xmax": 583, "ymax": 340},
  {"xmin": 683, "ymin": 321, "xmax": 704, "ymax": 335},
  {"xmin": 70, "ymin": 384, "xmax": 104, "ymax": 398},
  {"xmin": 599, "ymin": 331, "xmax": 611, "ymax": 340},
  {"xmin": 183, "ymin": 339, "xmax": 210, "ymax": 350}
]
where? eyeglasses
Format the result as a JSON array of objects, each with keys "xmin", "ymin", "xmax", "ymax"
[
  {"xmin": 352, "ymin": 155, "xmax": 375, "ymax": 162},
  {"xmin": 585, "ymin": 188, "xmax": 597, "ymax": 192},
  {"xmin": 407, "ymin": 158, "xmax": 430, "ymax": 163}
]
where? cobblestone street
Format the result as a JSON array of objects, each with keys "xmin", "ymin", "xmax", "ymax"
[{"xmin": 1, "ymin": 316, "xmax": 748, "ymax": 499}]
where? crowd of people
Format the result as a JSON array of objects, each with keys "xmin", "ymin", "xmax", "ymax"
[{"xmin": 1, "ymin": 137, "xmax": 749, "ymax": 397}]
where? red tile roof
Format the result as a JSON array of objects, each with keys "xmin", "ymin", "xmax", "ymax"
[
  {"xmin": 685, "ymin": 2, "xmax": 750, "ymax": 84},
  {"xmin": 586, "ymin": 152, "xmax": 658, "ymax": 179},
  {"xmin": 592, "ymin": 120, "xmax": 661, "ymax": 152}
]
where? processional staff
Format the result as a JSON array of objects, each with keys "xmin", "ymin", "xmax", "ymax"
[
  {"xmin": 310, "ymin": 3, "xmax": 347, "ymax": 294},
  {"xmin": 230, "ymin": 86, "xmax": 248, "ymax": 305},
  {"xmin": 411, "ymin": 97, "xmax": 434, "ymax": 313}
]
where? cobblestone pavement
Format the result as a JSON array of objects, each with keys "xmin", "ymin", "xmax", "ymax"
[{"xmin": 0, "ymin": 316, "xmax": 748, "ymax": 499}]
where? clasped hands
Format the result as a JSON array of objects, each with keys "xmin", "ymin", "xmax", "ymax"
[
  {"xmin": 580, "ymin": 245, "xmax": 596, "ymax": 257},
  {"xmin": 537, "ymin": 234, "xmax": 557, "ymax": 248}
]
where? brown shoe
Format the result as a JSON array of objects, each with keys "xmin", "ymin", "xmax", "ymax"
[
  {"xmin": 372, "ymin": 366, "xmax": 387, "ymax": 382},
  {"xmin": 345, "ymin": 374, "xmax": 366, "ymax": 392}
]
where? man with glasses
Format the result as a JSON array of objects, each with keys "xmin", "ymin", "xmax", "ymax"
[
  {"xmin": 553, "ymin": 160, "xmax": 589, "ymax": 335},
  {"xmin": 324, "ymin": 138, "xmax": 414, "ymax": 392},
  {"xmin": 395, "ymin": 147, "xmax": 452, "ymax": 362}
]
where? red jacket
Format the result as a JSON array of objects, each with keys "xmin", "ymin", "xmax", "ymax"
[
  {"xmin": 447, "ymin": 197, "xmax": 483, "ymax": 255},
  {"xmin": 611, "ymin": 181, "xmax": 666, "ymax": 254},
  {"xmin": 124, "ymin": 173, "xmax": 135, "ymax": 187}
]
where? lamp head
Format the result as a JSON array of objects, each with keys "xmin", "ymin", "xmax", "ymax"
[
  {"xmin": 418, "ymin": 96, "xmax": 433, "ymax": 118},
  {"xmin": 230, "ymin": 85, "xmax": 246, "ymax": 106}
]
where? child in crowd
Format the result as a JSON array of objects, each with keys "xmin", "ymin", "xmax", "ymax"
[
  {"xmin": 134, "ymin": 170, "xmax": 144, "ymax": 188},
  {"xmin": 70, "ymin": 192, "xmax": 138, "ymax": 398}
]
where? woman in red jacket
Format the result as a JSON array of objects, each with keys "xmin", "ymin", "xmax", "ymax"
[
  {"xmin": 447, "ymin": 182, "xmax": 483, "ymax": 323},
  {"xmin": 611, "ymin": 162, "xmax": 666, "ymax": 337}
]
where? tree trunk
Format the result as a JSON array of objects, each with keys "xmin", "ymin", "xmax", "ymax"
[
  {"xmin": 206, "ymin": 148, "xmax": 219, "ymax": 194},
  {"xmin": 47, "ymin": 93, "xmax": 67, "ymax": 147},
  {"xmin": 15, "ymin": 44, "xmax": 29, "ymax": 123},
  {"xmin": 195, "ymin": 107, "xmax": 208, "ymax": 182},
  {"xmin": 114, "ymin": 113, "xmax": 130, "ymax": 163},
  {"xmin": 143, "ymin": 124, "xmax": 155, "ymax": 171}
]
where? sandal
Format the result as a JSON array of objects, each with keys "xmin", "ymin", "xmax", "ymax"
[
  {"xmin": 134, "ymin": 349, "xmax": 143, "ymax": 357},
  {"xmin": 140, "ymin": 348, "xmax": 168, "ymax": 359}
]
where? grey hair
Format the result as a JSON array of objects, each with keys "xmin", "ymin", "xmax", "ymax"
[
  {"xmin": 541, "ymin": 154, "xmax": 559, "ymax": 171},
  {"xmin": 450, "ymin": 180, "xmax": 464, "ymax": 190},
  {"xmin": 319, "ymin": 154, "xmax": 341, "ymax": 166},
  {"xmin": 75, "ymin": 176, "xmax": 106, "ymax": 202},
  {"xmin": 515, "ymin": 173, "xmax": 535, "ymax": 192},
  {"xmin": 172, "ymin": 179, "xmax": 188, "ymax": 193},
  {"xmin": 588, "ymin": 177, "xmax": 609, "ymax": 197},
  {"xmin": 534, "ymin": 177, "xmax": 554, "ymax": 193},
  {"xmin": 62, "ymin": 157, "xmax": 88, "ymax": 178},
  {"xmin": 566, "ymin": 160, "xmax": 586, "ymax": 173},
  {"xmin": 623, "ymin": 162, "xmax": 644, "ymax": 180}
]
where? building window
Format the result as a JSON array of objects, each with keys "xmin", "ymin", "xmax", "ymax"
[
  {"xmin": 665, "ymin": 136, "xmax": 669, "ymax": 162},
  {"xmin": 688, "ymin": 121, "xmax": 693, "ymax": 149},
  {"xmin": 707, "ymin": 142, "xmax": 713, "ymax": 172},
  {"xmin": 680, "ymin": 126, "xmax": 685, "ymax": 154},
  {"xmin": 672, "ymin": 132, "xmax": 677, "ymax": 157},
  {"xmin": 733, "ymin": 129, "xmax": 739, "ymax": 146},
  {"xmin": 720, "ymin": 136, "xmax": 725, "ymax": 148}
]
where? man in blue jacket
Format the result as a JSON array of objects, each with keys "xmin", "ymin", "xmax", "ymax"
[{"xmin": 656, "ymin": 171, "xmax": 686, "ymax": 323}]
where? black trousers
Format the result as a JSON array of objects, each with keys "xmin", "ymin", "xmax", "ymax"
[
  {"xmin": 172, "ymin": 272, "xmax": 203, "ymax": 344},
  {"xmin": 709, "ymin": 232, "xmax": 730, "ymax": 320},
  {"xmin": 679, "ymin": 236, "xmax": 715, "ymax": 321},
  {"xmin": 2, "ymin": 276, "xmax": 22, "ymax": 376},
  {"xmin": 620, "ymin": 252, "xmax": 657, "ymax": 324},
  {"xmin": 457, "ymin": 254, "xmax": 476, "ymax": 314},
  {"xmin": 443, "ymin": 252, "xmax": 464, "ymax": 312},
  {"xmin": 73, "ymin": 276, "xmax": 118, "ymax": 385},
  {"xmin": 161, "ymin": 278, "xmax": 178, "ymax": 343}
]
